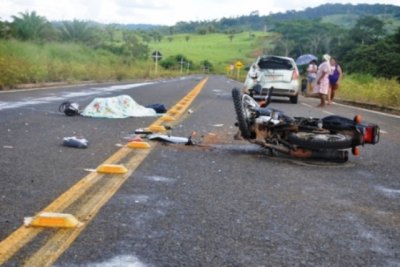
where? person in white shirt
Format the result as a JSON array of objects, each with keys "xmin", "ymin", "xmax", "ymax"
[
  {"xmin": 306, "ymin": 59, "xmax": 318, "ymax": 93},
  {"xmin": 313, "ymin": 54, "xmax": 332, "ymax": 107}
]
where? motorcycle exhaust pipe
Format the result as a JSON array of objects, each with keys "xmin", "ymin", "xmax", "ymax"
[
  {"xmin": 290, "ymin": 148, "xmax": 349, "ymax": 162},
  {"xmin": 309, "ymin": 150, "xmax": 349, "ymax": 162},
  {"xmin": 250, "ymin": 140, "xmax": 349, "ymax": 162}
]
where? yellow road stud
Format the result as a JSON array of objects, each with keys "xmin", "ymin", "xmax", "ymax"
[
  {"xmin": 147, "ymin": 125, "xmax": 166, "ymax": 132},
  {"xmin": 96, "ymin": 164, "xmax": 128, "ymax": 174},
  {"xmin": 24, "ymin": 212, "xmax": 82, "ymax": 228},
  {"xmin": 161, "ymin": 115, "xmax": 175, "ymax": 122},
  {"xmin": 127, "ymin": 141, "xmax": 151, "ymax": 149}
]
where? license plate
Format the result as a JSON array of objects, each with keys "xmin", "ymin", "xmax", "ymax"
[{"xmin": 266, "ymin": 75, "xmax": 282, "ymax": 81}]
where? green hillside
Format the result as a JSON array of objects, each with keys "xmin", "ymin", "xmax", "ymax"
[
  {"xmin": 148, "ymin": 32, "xmax": 269, "ymax": 72},
  {"xmin": 321, "ymin": 13, "xmax": 400, "ymax": 33}
]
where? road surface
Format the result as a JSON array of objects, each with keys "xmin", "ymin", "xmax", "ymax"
[{"xmin": 0, "ymin": 75, "xmax": 399, "ymax": 266}]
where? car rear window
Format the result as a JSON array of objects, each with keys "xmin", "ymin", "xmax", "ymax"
[{"xmin": 258, "ymin": 57, "xmax": 293, "ymax": 70}]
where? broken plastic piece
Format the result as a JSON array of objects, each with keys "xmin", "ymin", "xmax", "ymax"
[
  {"xmin": 134, "ymin": 128, "xmax": 153, "ymax": 135},
  {"xmin": 24, "ymin": 212, "xmax": 82, "ymax": 228},
  {"xmin": 148, "ymin": 134, "xmax": 189, "ymax": 144},
  {"xmin": 97, "ymin": 164, "xmax": 128, "ymax": 174}
]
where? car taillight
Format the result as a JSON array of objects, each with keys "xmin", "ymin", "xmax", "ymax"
[
  {"xmin": 292, "ymin": 69, "xmax": 299, "ymax": 80},
  {"xmin": 363, "ymin": 125, "xmax": 380, "ymax": 144}
]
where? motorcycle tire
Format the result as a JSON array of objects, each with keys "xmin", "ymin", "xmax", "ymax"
[
  {"xmin": 232, "ymin": 87, "xmax": 253, "ymax": 139},
  {"xmin": 288, "ymin": 132, "xmax": 353, "ymax": 150}
]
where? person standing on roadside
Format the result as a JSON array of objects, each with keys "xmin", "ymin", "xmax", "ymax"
[
  {"xmin": 328, "ymin": 57, "xmax": 342, "ymax": 104},
  {"xmin": 314, "ymin": 54, "xmax": 332, "ymax": 107},
  {"xmin": 306, "ymin": 59, "xmax": 318, "ymax": 93}
]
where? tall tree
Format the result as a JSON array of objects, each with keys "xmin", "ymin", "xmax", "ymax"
[
  {"xmin": 59, "ymin": 19, "xmax": 92, "ymax": 43},
  {"xmin": 349, "ymin": 16, "xmax": 385, "ymax": 45},
  {"xmin": 0, "ymin": 20, "xmax": 12, "ymax": 39},
  {"xmin": 11, "ymin": 11, "xmax": 51, "ymax": 40}
]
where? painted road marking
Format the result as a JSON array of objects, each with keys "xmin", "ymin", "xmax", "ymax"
[
  {"xmin": 0, "ymin": 82, "xmax": 154, "ymax": 111},
  {"xmin": 301, "ymin": 102, "xmax": 313, "ymax": 108},
  {"xmin": 0, "ymin": 77, "xmax": 208, "ymax": 266},
  {"xmin": 323, "ymin": 110, "xmax": 335, "ymax": 115},
  {"xmin": 333, "ymin": 102, "xmax": 400, "ymax": 119}
]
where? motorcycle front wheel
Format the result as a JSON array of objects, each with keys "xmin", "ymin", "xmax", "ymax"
[
  {"xmin": 232, "ymin": 87, "xmax": 257, "ymax": 139},
  {"xmin": 288, "ymin": 132, "xmax": 353, "ymax": 150}
]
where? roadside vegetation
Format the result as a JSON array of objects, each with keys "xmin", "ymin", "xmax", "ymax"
[
  {"xmin": 0, "ymin": 5, "xmax": 400, "ymax": 108},
  {"xmin": 338, "ymin": 74, "xmax": 400, "ymax": 109}
]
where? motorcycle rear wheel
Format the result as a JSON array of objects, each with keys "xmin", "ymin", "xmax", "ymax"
[{"xmin": 288, "ymin": 132, "xmax": 353, "ymax": 149}]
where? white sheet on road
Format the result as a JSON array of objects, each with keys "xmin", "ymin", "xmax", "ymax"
[{"xmin": 81, "ymin": 95, "xmax": 157, "ymax": 118}]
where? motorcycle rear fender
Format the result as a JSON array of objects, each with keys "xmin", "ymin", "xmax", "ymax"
[
  {"xmin": 357, "ymin": 123, "xmax": 380, "ymax": 144},
  {"xmin": 321, "ymin": 115, "xmax": 380, "ymax": 145}
]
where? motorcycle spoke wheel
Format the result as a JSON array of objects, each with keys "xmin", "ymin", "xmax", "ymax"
[
  {"xmin": 288, "ymin": 132, "xmax": 353, "ymax": 149},
  {"xmin": 232, "ymin": 88, "xmax": 256, "ymax": 139}
]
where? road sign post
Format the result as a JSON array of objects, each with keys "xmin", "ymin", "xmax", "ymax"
[
  {"xmin": 152, "ymin": 51, "xmax": 162, "ymax": 74},
  {"xmin": 235, "ymin": 60, "xmax": 244, "ymax": 80}
]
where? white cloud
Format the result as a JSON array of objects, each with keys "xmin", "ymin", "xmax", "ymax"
[{"xmin": 0, "ymin": 0, "xmax": 399, "ymax": 25}]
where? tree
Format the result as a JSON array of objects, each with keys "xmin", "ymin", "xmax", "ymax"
[
  {"xmin": 343, "ymin": 29, "xmax": 400, "ymax": 80},
  {"xmin": 59, "ymin": 20, "xmax": 92, "ymax": 43},
  {"xmin": 197, "ymin": 27, "xmax": 207, "ymax": 35},
  {"xmin": 150, "ymin": 31, "xmax": 163, "ymax": 42},
  {"xmin": 185, "ymin": 35, "xmax": 190, "ymax": 42},
  {"xmin": 349, "ymin": 16, "xmax": 385, "ymax": 45},
  {"xmin": 200, "ymin": 60, "xmax": 213, "ymax": 72},
  {"xmin": 11, "ymin": 11, "xmax": 51, "ymax": 41},
  {"xmin": 122, "ymin": 31, "xmax": 149, "ymax": 60},
  {"xmin": 0, "ymin": 20, "xmax": 12, "ymax": 39}
]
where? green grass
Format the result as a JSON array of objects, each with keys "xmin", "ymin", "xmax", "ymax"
[
  {"xmin": 149, "ymin": 32, "xmax": 269, "ymax": 72},
  {"xmin": 338, "ymin": 74, "xmax": 400, "ymax": 108},
  {"xmin": 0, "ymin": 40, "xmax": 176, "ymax": 88}
]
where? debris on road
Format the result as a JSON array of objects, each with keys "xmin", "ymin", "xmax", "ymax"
[
  {"xmin": 63, "ymin": 136, "xmax": 88, "ymax": 148},
  {"xmin": 81, "ymin": 95, "xmax": 157, "ymax": 118},
  {"xmin": 147, "ymin": 134, "xmax": 190, "ymax": 144},
  {"xmin": 59, "ymin": 101, "xmax": 81, "ymax": 116},
  {"xmin": 145, "ymin": 103, "xmax": 167, "ymax": 113}
]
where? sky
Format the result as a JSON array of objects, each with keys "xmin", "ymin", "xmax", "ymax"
[{"xmin": 1, "ymin": 0, "xmax": 399, "ymax": 26}]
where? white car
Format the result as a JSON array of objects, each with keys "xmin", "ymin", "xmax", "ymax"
[{"xmin": 244, "ymin": 55, "xmax": 301, "ymax": 104}]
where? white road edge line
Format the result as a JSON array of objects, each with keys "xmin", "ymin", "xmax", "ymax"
[
  {"xmin": 333, "ymin": 102, "xmax": 400, "ymax": 119},
  {"xmin": 301, "ymin": 103, "xmax": 313, "ymax": 108}
]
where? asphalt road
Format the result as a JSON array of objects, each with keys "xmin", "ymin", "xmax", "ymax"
[{"xmin": 0, "ymin": 75, "xmax": 399, "ymax": 266}]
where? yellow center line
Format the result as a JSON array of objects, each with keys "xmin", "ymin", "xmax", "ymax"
[{"xmin": 0, "ymin": 77, "xmax": 208, "ymax": 266}]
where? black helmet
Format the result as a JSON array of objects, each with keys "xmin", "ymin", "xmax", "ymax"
[{"xmin": 59, "ymin": 101, "xmax": 80, "ymax": 116}]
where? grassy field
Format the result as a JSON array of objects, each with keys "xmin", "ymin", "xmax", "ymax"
[
  {"xmin": 148, "ymin": 32, "xmax": 270, "ymax": 72},
  {"xmin": 0, "ymin": 40, "xmax": 177, "ymax": 89},
  {"xmin": 338, "ymin": 74, "xmax": 400, "ymax": 109}
]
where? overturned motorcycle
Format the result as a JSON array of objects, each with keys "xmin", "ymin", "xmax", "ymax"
[{"xmin": 232, "ymin": 87, "xmax": 380, "ymax": 162}]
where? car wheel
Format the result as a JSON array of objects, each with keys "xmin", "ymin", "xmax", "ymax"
[{"xmin": 290, "ymin": 95, "xmax": 298, "ymax": 104}]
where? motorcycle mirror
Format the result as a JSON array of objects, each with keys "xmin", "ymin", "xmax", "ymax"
[{"xmin": 265, "ymin": 87, "xmax": 274, "ymax": 106}]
